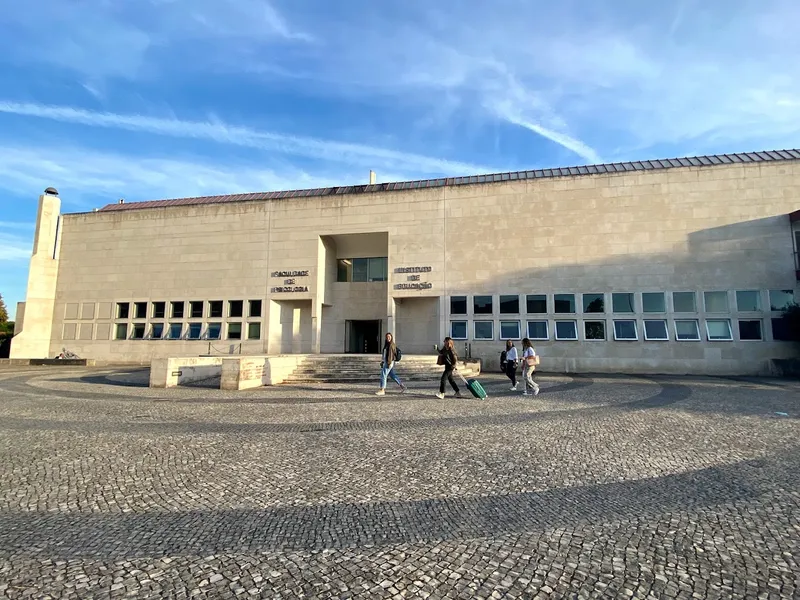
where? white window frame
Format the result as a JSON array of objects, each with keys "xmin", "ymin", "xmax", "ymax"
[
  {"xmin": 114, "ymin": 323, "xmax": 128, "ymax": 341},
  {"xmin": 499, "ymin": 320, "xmax": 521, "ymax": 340},
  {"xmin": 703, "ymin": 291, "xmax": 729, "ymax": 313},
  {"xmin": 641, "ymin": 292, "xmax": 666, "ymax": 313},
  {"xmin": 613, "ymin": 319, "xmax": 638, "ymax": 341},
  {"xmin": 555, "ymin": 320, "xmax": 578, "ymax": 341},
  {"xmin": 450, "ymin": 320, "xmax": 468, "ymax": 340},
  {"xmin": 583, "ymin": 320, "xmax": 606, "ymax": 341},
  {"xmin": 737, "ymin": 319, "xmax": 763, "ymax": 341},
  {"xmin": 473, "ymin": 320, "xmax": 494, "ymax": 340},
  {"xmin": 674, "ymin": 319, "xmax": 701, "ymax": 341},
  {"xmin": 735, "ymin": 290, "xmax": 761, "ymax": 313},
  {"xmin": 131, "ymin": 323, "xmax": 146, "ymax": 340},
  {"xmin": 526, "ymin": 320, "xmax": 549, "ymax": 340},
  {"xmin": 705, "ymin": 318, "xmax": 733, "ymax": 341},
  {"xmin": 643, "ymin": 319, "xmax": 669, "ymax": 341}
]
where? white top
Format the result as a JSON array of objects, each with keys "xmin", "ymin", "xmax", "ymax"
[
  {"xmin": 506, "ymin": 346, "xmax": 518, "ymax": 362},
  {"xmin": 522, "ymin": 347, "xmax": 536, "ymax": 359}
]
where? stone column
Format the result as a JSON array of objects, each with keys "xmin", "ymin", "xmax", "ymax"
[
  {"xmin": 10, "ymin": 190, "xmax": 61, "ymax": 359},
  {"xmin": 438, "ymin": 295, "xmax": 447, "ymax": 347},
  {"xmin": 311, "ymin": 299, "xmax": 322, "ymax": 354}
]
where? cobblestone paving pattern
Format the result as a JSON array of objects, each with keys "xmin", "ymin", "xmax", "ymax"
[{"xmin": 0, "ymin": 367, "xmax": 798, "ymax": 599}]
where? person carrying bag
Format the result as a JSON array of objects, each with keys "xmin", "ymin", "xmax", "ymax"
[{"xmin": 520, "ymin": 337, "xmax": 540, "ymax": 396}]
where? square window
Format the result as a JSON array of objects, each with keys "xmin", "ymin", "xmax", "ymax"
[
  {"xmin": 555, "ymin": 320, "xmax": 578, "ymax": 340},
  {"xmin": 642, "ymin": 292, "xmax": 666, "ymax": 313},
  {"xmin": 152, "ymin": 302, "xmax": 166, "ymax": 319},
  {"xmin": 554, "ymin": 294, "xmax": 576, "ymax": 314},
  {"xmin": 188, "ymin": 323, "xmax": 202, "ymax": 340},
  {"xmin": 704, "ymin": 291, "xmax": 729, "ymax": 313},
  {"xmin": 247, "ymin": 322, "xmax": 261, "ymax": 340},
  {"xmin": 614, "ymin": 320, "xmax": 638, "ymax": 340},
  {"xmin": 474, "ymin": 321, "xmax": 494, "ymax": 340},
  {"xmin": 134, "ymin": 302, "xmax": 147, "ymax": 319},
  {"xmin": 706, "ymin": 319, "xmax": 732, "ymax": 341},
  {"xmin": 167, "ymin": 323, "xmax": 183, "ymax": 339},
  {"xmin": 190, "ymin": 301, "xmax": 204, "ymax": 318},
  {"xmin": 769, "ymin": 290, "xmax": 794, "ymax": 311},
  {"xmin": 227, "ymin": 322, "xmax": 242, "ymax": 340},
  {"xmin": 582, "ymin": 293, "xmax": 605, "ymax": 313},
  {"xmin": 62, "ymin": 323, "xmax": 77, "ymax": 341},
  {"xmin": 352, "ymin": 258, "xmax": 368, "ymax": 282},
  {"xmin": 499, "ymin": 295, "xmax": 520, "ymax": 314},
  {"xmin": 171, "ymin": 301, "xmax": 185, "ymax": 319},
  {"xmin": 116, "ymin": 302, "xmax": 130, "ymax": 319},
  {"xmin": 771, "ymin": 317, "xmax": 794, "ymax": 341},
  {"xmin": 526, "ymin": 294, "xmax": 547, "ymax": 313},
  {"xmin": 735, "ymin": 291, "xmax": 761, "ymax": 312},
  {"xmin": 229, "ymin": 300, "xmax": 243, "ymax": 318},
  {"xmin": 474, "ymin": 295, "xmax": 493, "ymax": 315},
  {"xmin": 500, "ymin": 320, "xmax": 521, "ymax": 339},
  {"xmin": 151, "ymin": 323, "xmax": 164, "ymax": 339},
  {"xmin": 450, "ymin": 321, "xmax": 468, "ymax": 340},
  {"xmin": 207, "ymin": 323, "xmax": 222, "ymax": 340},
  {"xmin": 643, "ymin": 319, "xmax": 669, "ymax": 341},
  {"xmin": 612, "ymin": 293, "xmax": 635, "ymax": 313},
  {"xmin": 337, "ymin": 259, "xmax": 352, "ymax": 282},
  {"xmin": 249, "ymin": 300, "xmax": 263, "ymax": 318},
  {"xmin": 114, "ymin": 323, "xmax": 128, "ymax": 340},
  {"xmin": 368, "ymin": 257, "xmax": 387, "ymax": 282},
  {"xmin": 209, "ymin": 301, "xmax": 223, "ymax": 318},
  {"xmin": 450, "ymin": 296, "xmax": 467, "ymax": 315},
  {"xmin": 584, "ymin": 320, "xmax": 606, "ymax": 340},
  {"xmin": 673, "ymin": 292, "xmax": 697, "ymax": 313},
  {"xmin": 132, "ymin": 323, "xmax": 146, "ymax": 339},
  {"xmin": 738, "ymin": 320, "xmax": 762, "ymax": 341},
  {"xmin": 675, "ymin": 319, "xmax": 700, "ymax": 341},
  {"xmin": 527, "ymin": 320, "xmax": 549, "ymax": 340}
]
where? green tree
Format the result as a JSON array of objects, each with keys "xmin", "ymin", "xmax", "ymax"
[
  {"xmin": 778, "ymin": 303, "xmax": 800, "ymax": 342},
  {"xmin": 0, "ymin": 293, "xmax": 7, "ymax": 324}
]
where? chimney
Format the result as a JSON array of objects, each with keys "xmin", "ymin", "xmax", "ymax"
[
  {"xmin": 369, "ymin": 170, "xmax": 376, "ymax": 185},
  {"xmin": 118, "ymin": 199, "xmax": 125, "ymax": 204}
]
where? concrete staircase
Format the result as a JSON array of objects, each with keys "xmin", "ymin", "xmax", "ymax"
[{"xmin": 281, "ymin": 354, "xmax": 480, "ymax": 384}]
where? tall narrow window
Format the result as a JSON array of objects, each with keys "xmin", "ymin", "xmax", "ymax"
[
  {"xmin": 209, "ymin": 301, "xmax": 223, "ymax": 318},
  {"xmin": 171, "ymin": 301, "xmax": 185, "ymax": 319},
  {"xmin": 116, "ymin": 303, "xmax": 130, "ymax": 319},
  {"xmin": 229, "ymin": 300, "xmax": 244, "ymax": 318},
  {"xmin": 190, "ymin": 301, "xmax": 204, "ymax": 318},
  {"xmin": 134, "ymin": 302, "xmax": 147, "ymax": 319},
  {"xmin": 249, "ymin": 300, "xmax": 263, "ymax": 318},
  {"xmin": 152, "ymin": 302, "xmax": 166, "ymax": 319}
]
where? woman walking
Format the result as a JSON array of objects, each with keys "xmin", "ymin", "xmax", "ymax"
[
  {"xmin": 436, "ymin": 337, "xmax": 463, "ymax": 399},
  {"xmin": 503, "ymin": 340, "xmax": 518, "ymax": 391},
  {"xmin": 520, "ymin": 337, "xmax": 540, "ymax": 396},
  {"xmin": 376, "ymin": 332, "xmax": 406, "ymax": 396}
]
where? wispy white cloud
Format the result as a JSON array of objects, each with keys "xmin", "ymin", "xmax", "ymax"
[
  {"xmin": 0, "ymin": 232, "xmax": 32, "ymax": 262},
  {"xmin": 0, "ymin": 101, "xmax": 489, "ymax": 176}
]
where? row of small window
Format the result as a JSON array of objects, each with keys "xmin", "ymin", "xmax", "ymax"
[
  {"xmin": 114, "ymin": 322, "xmax": 262, "ymax": 341},
  {"xmin": 449, "ymin": 318, "xmax": 784, "ymax": 342},
  {"xmin": 336, "ymin": 257, "xmax": 388, "ymax": 282},
  {"xmin": 115, "ymin": 300, "xmax": 263, "ymax": 320},
  {"xmin": 449, "ymin": 290, "xmax": 795, "ymax": 316}
]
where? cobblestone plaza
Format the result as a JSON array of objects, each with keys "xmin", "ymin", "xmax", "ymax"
[{"xmin": 0, "ymin": 368, "xmax": 798, "ymax": 599}]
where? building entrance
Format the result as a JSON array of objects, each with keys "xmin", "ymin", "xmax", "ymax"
[{"xmin": 345, "ymin": 320, "xmax": 381, "ymax": 354}]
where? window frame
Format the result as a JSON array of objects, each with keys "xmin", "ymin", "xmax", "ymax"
[
  {"xmin": 189, "ymin": 301, "xmax": 204, "ymax": 319},
  {"xmin": 582, "ymin": 293, "xmax": 605, "ymax": 314},
  {"xmin": 473, "ymin": 295, "xmax": 493, "ymax": 315},
  {"xmin": 642, "ymin": 292, "xmax": 666, "ymax": 313},
  {"xmin": 584, "ymin": 320, "xmax": 606, "ymax": 341},
  {"xmin": 133, "ymin": 302, "xmax": 148, "ymax": 320},
  {"xmin": 613, "ymin": 319, "xmax": 638, "ymax": 341},
  {"xmin": 206, "ymin": 322, "xmax": 222, "ymax": 340},
  {"xmin": 703, "ymin": 291, "xmax": 729, "ymax": 313},
  {"xmin": 705, "ymin": 318, "xmax": 733, "ymax": 341},
  {"xmin": 229, "ymin": 300, "xmax": 244, "ymax": 318},
  {"xmin": 450, "ymin": 320, "xmax": 468, "ymax": 340},
  {"xmin": 499, "ymin": 295, "xmax": 520, "ymax": 315},
  {"xmin": 187, "ymin": 322, "xmax": 203, "ymax": 340},
  {"xmin": 247, "ymin": 322, "xmax": 262, "ymax": 340},
  {"xmin": 611, "ymin": 292, "xmax": 635, "ymax": 314},
  {"xmin": 737, "ymin": 319, "xmax": 763, "ymax": 341},
  {"xmin": 116, "ymin": 302, "xmax": 130, "ymax": 320},
  {"xmin": 735, "ymin": 290, "xmax": 761, "ymax": 313},
  {"xmin": 526, "ymin": 294, "xmax": 547, "ymax": 314},
  {"xmin": 227, "ymin": 322, "xmax": 242, "ymax": 340},
  {"xmin": 150, "ymin": 323, "xmax": 164, "ymax": 340},
  {"xmin": 554, "ymin": 293, "xmax": 576, "ymax": 314},
  {"xmin": 526, "ymin": 320, "xmax": 549, "ymax": 341},
  {"xmin": 674, "ymin": 319, "xmax": 701, "ymax": 341},
  {"xmin": 249, "ymin": 299, "xmax": 263, "ymax": 318},
  {"xmin": 114, "ymin": 323, "xmax": 128, "ymax": 341},
  {"xmin": 499, "ymin": 320, "xmax": 521, "ymax": 340},
  {"xmin": 170, "ymin": 301, "xmax": 185, "ymax": 319},
  {"xmin": 131, "ymin": 323, "xmax": 146, "ymax": 340},
  {"xmin": 209, "ymin": 301, "xmax": 224, "ymax": 319},
  {"xmin": 769, "ymin": 289, "xmax": 794, "ymax": 312},
  {"xmin": 643, "ymin": 319, "xmax": 669, "ymax": 341},
  {"xmin": 672, "ymin": 291, "xmax": 697, "ymax": 313},
  {"xmin": 152, "ymin": 301, "xmax": 166, "ymax": 320},
  {"xmin": 554, "ymin": 320, "xmax": 578, "ymax": 341},
  {"xmin": 450, "ymin": 296, "xmax": 468, "ymax": 316},
  {"xmin": 473, "ymin": 320, "xmax": 494, "ymax": 340},
  {"xmin": 167, "ymin": 323, "xmax": 183, "ymax": 340}
]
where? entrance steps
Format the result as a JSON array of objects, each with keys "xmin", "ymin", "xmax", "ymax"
[{"xmin": 281, "ymin": 354, "xmax": 480, "ymax": 384}]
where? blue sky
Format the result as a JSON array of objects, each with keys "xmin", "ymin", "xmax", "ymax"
[{"xmin": 1, "ymin": 0, "xmax": 799, "ymax": 318}]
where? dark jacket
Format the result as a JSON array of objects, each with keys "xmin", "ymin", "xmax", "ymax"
[
  {"xmin": 439, "ymin": 347, "xmax": 457, "ymax": 368},
  {"xmin": 382, "ymin": 342, "xmax": 398, "ymax": 365}
]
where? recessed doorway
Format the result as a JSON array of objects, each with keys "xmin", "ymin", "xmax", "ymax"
[{"xmin": 345, "ymin": 320, "xmax": 381, "ymax": 353}]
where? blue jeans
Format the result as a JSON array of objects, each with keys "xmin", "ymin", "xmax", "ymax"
[{"xmin": 380, "ymin": 363, "xmax": 402, "ymax": 389}]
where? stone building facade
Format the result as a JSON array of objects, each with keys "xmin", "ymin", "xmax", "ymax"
[{"xmin": 11, "ymin": 149, "xmax": 800, "ymax": 374}]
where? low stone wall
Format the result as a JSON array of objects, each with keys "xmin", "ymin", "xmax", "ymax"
[
  {"xmin": 0, "ymin": 358, "xmax": 96, "ymax": 367},
  {"xmin": 149, "ymin": 357, "xmax": 224, "ymax": 388},
  {"xmin": 220, "ymin": 355, "xmax": 308, "ymax": 391}
]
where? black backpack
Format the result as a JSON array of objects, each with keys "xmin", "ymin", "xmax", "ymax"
[{"xmin": 395, "ymin": 346, "xmax": 402, "ymax": 361}]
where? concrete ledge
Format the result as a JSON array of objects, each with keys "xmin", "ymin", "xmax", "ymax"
[
  {"xmin": 221, "ymin": 355, "xmax": 308, "ymax": 390},
  {"xmin": 0, "ymin": 358, "xmax": 96, "ymax": 367},
  {"xmin": 149, "ymin": 357, "xmax": 224, "ymax": 388}
]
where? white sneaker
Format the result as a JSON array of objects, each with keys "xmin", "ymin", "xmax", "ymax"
[
  {"xmin": 435, "ymin": 392, "xmax": 445, "ymax": 399},
  {"xmin": 376, "ymin": 389, "xmax": 385, "ymax": 396},
  {"xmin": 522, "ymin": 391, "xmax": 530, "ymax": 396},
  {"xmin": 510, "ymin": 384, "xmax": 518, "ymax": 391},
  {"xmin": 533, "ymin": 388, "xmax": 540, "ymax": 396}
]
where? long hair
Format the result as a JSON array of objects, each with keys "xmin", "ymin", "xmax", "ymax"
[{"xmin": 522, "ymin": 337, "xmax": 532, "ymax": 349}]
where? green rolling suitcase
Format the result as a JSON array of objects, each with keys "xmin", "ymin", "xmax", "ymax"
[{"xmin": 457, "ymin": 371, "xmax": 488, "ymax": 399}]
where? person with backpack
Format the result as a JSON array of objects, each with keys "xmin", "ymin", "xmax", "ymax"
[
  {"xmin": 377, "ymin": 332, "xmax": 406, "ymax": 396},
  {"xmin": 503, "ymin": 340, "xmax": 519, "ymax": 391},
  {"xmin": 520, "ymin": 337, "xmax": 540, "ymax": 396},
  {"xmin": 436, "ymin": 337, "xmax": 463, "ymax": 399}
]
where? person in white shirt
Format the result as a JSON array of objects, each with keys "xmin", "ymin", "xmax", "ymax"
[
  {"xmin": 520, "ymin": 337, "xmax": 540, "ymax": 396},
  {"xmin": 503, "ymin": 340, "xmax": 519, "ymax": 391}
]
